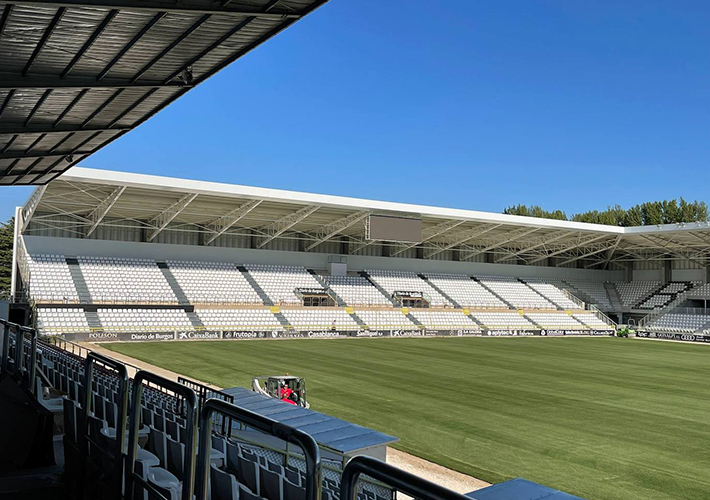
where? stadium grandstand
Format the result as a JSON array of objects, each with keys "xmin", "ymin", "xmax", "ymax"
[
  {"xmin": 1, "ymin": 1, "xmax": 709, "ymax": 498},
  {"xmin": 9, "ymin": 167, "xmax": 710, "ymax": 343}
]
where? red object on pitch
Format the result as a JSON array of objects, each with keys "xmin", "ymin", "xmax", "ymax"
[{"xmin": 281, "ymin": 398, "xmax": 297, "ymax": 405}]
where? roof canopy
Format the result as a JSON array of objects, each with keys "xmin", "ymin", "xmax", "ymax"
[
  {"xmin": 0, "ymin": 0, "xmax": 329, "ymax": 185},
  {"xmin": 21, "ymin": 168, "xmax": 710, "ymax": 269},
  {"xmin": 223, "ymin": 387, "xmax": 398, "ymax": 455}
]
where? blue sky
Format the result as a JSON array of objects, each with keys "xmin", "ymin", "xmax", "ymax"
[{"xmin": 3, "ymin": 0, "xmax": 709, "ymax": 221}]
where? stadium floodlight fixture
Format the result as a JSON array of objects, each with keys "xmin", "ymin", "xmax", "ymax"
[
  {"xmin": 181, "ymin": 66, "xmax": 194, "ymax": 85},
  {"xmin": 64, "ymin": 154, "xmax": 74, "ymax": 163}
]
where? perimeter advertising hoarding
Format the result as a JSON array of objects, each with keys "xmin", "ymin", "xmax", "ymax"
[
  {"xmin": 636, "ymin": 331, "xmax": 710, "ymax": 343},
  {"xmin": 67, "ymin": 328, "xmax": 613, "ymax": 342}
]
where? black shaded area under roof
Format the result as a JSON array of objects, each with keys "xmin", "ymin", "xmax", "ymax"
[
  {"xmin": 223, "ymin": 387, "xmax": 399, "ymax": 455},
  {"xmin": 0, "ymin": 0, "xmax": 330, "ymax": 185}
]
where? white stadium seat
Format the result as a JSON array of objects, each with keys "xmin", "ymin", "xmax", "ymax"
[
  {"xmin": 365, "ymin": 270, "xmax": 452, "ymax": 307},
  {"xmin": 245, "ymin": 264, "xmax": 322, "ymax": 305},
  {"xmin": 167, "ymin": 260, "xmax": 262, "ymax": 304},
  {"xmin": 27, "ymin": 254, "xmax": 79, "ymax": 302},
  {"xmin": 78, "ymin": 256, "xmax": 177, "ymax": 304},
  {"xmin": 323, "ymin": 276, "xmax": 391, "ymax": 306}
]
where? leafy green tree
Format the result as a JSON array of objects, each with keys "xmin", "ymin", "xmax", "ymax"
[
  {"xmin": 624, "ymin": 205, "xmax": 643, "ymax": 227},
  {"xmin": 503, "ymin": 199, "xmax": 708, "ymax": 226},
  {"xmin": 503, "ymin": 205, "xmax": 567, "ymax": 220},
  {"xmin": 0, "ymin": 218, "xmax": 13, "ymax": 295}
]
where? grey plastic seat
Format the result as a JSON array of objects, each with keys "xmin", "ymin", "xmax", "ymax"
[
  {"xmin": 225, "ymin": 441, "xmax": 240, "ymax": 474},
  {"xmin": 259, "ymin": 465, "xmax": 283, "ymax": 500},
  {"xmin": 147, "ymin": 467, "xmax": 182, "ymax": 500},
  {"xmin": 238, "ymin": 454, "xmax": 260, "ymax": 495},
  {"xmin": 282, "ymin": 478, "xmax": 305, "ymax": 500},
  {"xmin": 211, "ymin": 464, "xmax": 239, "ymax": 500},
  {"xmin": 166, "ymin": 435, "xmax": 186, "ymax": 480},
  {"xmin": 240, "ymin": 484, "xmax": 263, "ymax": 500},
  {"xmin": 284, "ymin": 468, "xmax": 300, "ymax": 487}
]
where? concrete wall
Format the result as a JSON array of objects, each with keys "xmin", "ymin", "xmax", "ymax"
[
  {"xmin": 632, "ymin": 269, "xmax": 663, "ymax": 281},
  {"xmin": 672, "ymin": 269, "xmax": 706, "ymax": 282},
  {"xmin": 23, "ymin": 236, "xmax": 624, "ymax": 281}
]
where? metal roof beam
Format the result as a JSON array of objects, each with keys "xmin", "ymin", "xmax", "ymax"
[
  {"xmin": 23, "ymin": 7, "xmax": 66, "ymax": 76},
  {"xmin": 0, "ymin": 124, "xmax": 129, "ymax": 136},
  {"xmin": 257, "ymin": 205, "xmax": 319, "ymax": 248},
  {"xmin": 390, "ymin": 219, "xmax": 465, "ymax": 257},
  {"xmin": 494, "ymin": 231, "xmax": 570, "ymax": 263},
  {"xmin": 204, "ymin": 199, "xmax": 262, "ymax": 245},
  {"xmin": 98, "ymin": 12, "xmax": 166, "ymax": 81},
  {"xmin": 0, "ymin": 75, "xmax": 188, "ymax": 91},
  {"xmin": 527, "ymin": 233, "xmax": 610, "ymax": 264},
  {"xmin": 0, "ymin": 150, "xmax": 91, "ymax": 161},
  {"xmin": 147, "ymin": 193, "xmax": 198, "ymax": 241},
  {"xmin": 61, "ymin": 9, "xmax": 118, "ymax": 78},
  {"xmin": 0, "ymin": 5, "xmax": 13, "ymax": 39},
  {"xmin": 84, "ymin": 186, "xmax": 126, "ymax": 237},
  {"xmin": 558, "ymin": 236, "xmax": 625, "ymax": 266},
  {"xmin": 20, "ymin": 185, "xmax": 47, "ymax": 232},
  {"xmin": 16, "ymin": 0, "xmax": 304, "ymax": 17},
  {"xmin": 304, "ymin": 210, "xmax": 370, "ymax": 251},
  {"xmin": 427, "ymin": 224, "xmax": 504, "ymax": 259},
  {"xmin": 459, "ymin": 227, "xmax": 541, "ymax": 261},
  {"xmin": 131, "ymin": 14, "xmax": 211, "ymax": 83},
  {"xmin": 638, "ymin": 234, "xmax": 708, "ymax": 268}
]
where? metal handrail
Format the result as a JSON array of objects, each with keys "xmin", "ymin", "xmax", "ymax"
[
  {"xmin": 18, "ymin": 326, "xmax": 38, "ymax": 395},
  {"xmin": 195, "ymin": 398, "xmax": 322, "ymax": 500},
  {"xmin": 80, "ymin": 352, "xmax": 130, "ymax": 499},
  {"xmin": 0, "ymin": 319, "xmax": 12, "ymax": 375},
  {"xmin": 340, "ymin": 456, "xmax": 471, "ymax": 500},
  {"xmin": 126, "ymin": 371, "xmax": 198, "ymax": 500}
]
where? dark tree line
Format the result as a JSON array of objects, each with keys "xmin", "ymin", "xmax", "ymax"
[
  {"xmin": 0, "ymin": 218, "xmax": 13, "ymax": 295},
  {"xmin": 504, "ymin": 199, "xmax": 709, "ymax": 227}
]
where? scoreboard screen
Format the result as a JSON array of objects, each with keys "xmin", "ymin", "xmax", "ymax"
[{"xmin": 367, "ymin": 215, "xmax": 422, "ymax": 243}]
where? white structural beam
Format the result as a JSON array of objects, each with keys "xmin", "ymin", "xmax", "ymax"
[
  {"xmin": 390, "ymin": 219, "xmax": 465, "ymax": 257},
  {"xmin": 559, "ymin": 236, "xmax": 627, "ymax": 266},
  {"xmin": 585, "ymin": 235, "xmax": 623, "ymax": 268},
  {"xmin": 21, "ymin": 185, "xmax": 47, "ymax": 233},
  {"xmin": 305, "ymin": 210, "xmax": 370, "ymax": 251},
  {"xmin": 204, "ymin": 199, "xmax": 262, "ymax": 245},
  {"xmin": 526, "ymin": 233, "xmax": 611, "ymax": 264},
  {"xmin": 84, "ymin": 186, "xmax": 126, "ymax": 237},
  {"xmin": 147, "ymin": 193, "xmax": 198, "ymax": 242},
  {"xmin": 258, "ymin": 205, "xmax": 320, "ymax": 248},
  {"xmin": 459, "ymin": 227, "xmax": 540, "ymax": 261},
  {"xmin": 494, "ymin": 231, "xmax": 570, "ymax": 263},
  {"xmin": 637, "ymin": 234, "xmax": 708, "ymax": 267},
  {"xmin": 349, "ymin": 238, "xmax": 378, "ymax": 254},
  {"xmin": 425, "ymin": 224, "xmax": 503, "ymax": 259}
]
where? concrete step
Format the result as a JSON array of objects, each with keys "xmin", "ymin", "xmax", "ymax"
[
  {"xmin": 359, "ymin": 271, "xmax": 398, "ymax": 306},
  {"xmin": 237, "ymin": 266, "xmax": 273, "ymax": 306},
  {"xmin": 65, "ymin": 258, "xmax": 92, "ymax": 304},
  {"xmin": 156, "ymin": 262, "xmax": 190, "ymax": 305},
  {"xmin": 418, "ymin": 274, "xmax": 461, "ymax": 308},
  {"xmin": 307, "ymin": 270, "xmax": 346, "ymax": 306},
  {"xmin": 518, "ymin": 278, "xmax": 560, "ymax": 310},
  {"xmin": 84, "ymin": 310, "xmax": 103, "ymax": 331},
  {"xmin": 472, "ymin": 277, "xmax": 516, "ymax": 309}
]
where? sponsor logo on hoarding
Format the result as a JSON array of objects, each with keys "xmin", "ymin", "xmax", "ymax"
[
  {"xmin": 390, "ymin": 330, "xmax": 423, "ymax": 337},
  {"xmin": 307, "ymin": 331, "xmax": 345, "ymax": 338},
  {"xmin": 177, "ymin": 331, "xmax": 221, "ymax": 340},
  {"xmin": 223, "ymin": 331, "xmax": 263, "ymax": 339},
  {"xmin": 354, "ymin": 330, "xmax": 384, "ymax": 337},
  {"xmin": 87, "ymin": 331, "xmax": 118, "ymax": 340},
  {"xmin": 129, "ymin": 332, "xmax": 175, "ymax": 341}
]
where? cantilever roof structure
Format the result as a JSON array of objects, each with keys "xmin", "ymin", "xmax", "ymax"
[
  {"xmin": 20, "ymin": 167, "xmax": 710, "ymax": 270},
  {"xmin": 0, "ymin": 0, "xmax": 330, "ymax": 185}
]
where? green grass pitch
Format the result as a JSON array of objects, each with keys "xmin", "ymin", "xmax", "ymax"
[{"xmin": 101, "ymin": 336, "xmax": 710, "ymax": 500}]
